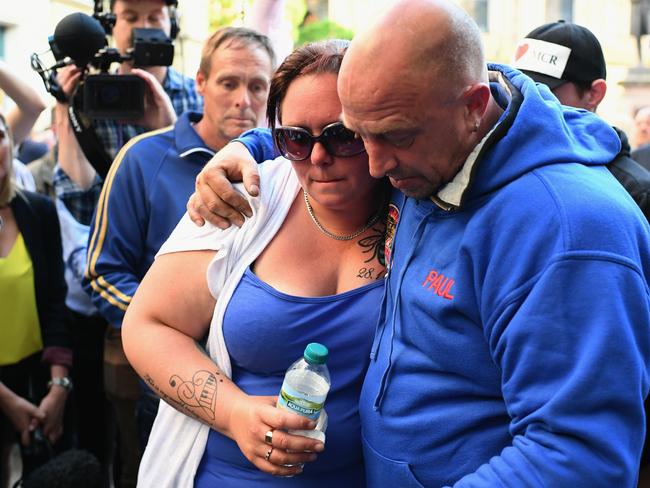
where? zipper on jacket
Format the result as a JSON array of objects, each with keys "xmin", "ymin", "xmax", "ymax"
[{"xmin": 373, "ymin": 207, "xmax": 432, "ymax": 410}]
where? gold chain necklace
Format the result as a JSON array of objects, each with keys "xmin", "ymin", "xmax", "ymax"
[{"xmin": 303, "ymin": 190, "xmax": 380, "ymax": 241}]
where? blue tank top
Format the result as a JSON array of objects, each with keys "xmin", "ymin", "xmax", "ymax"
[{"xmin": 195, "ymin": 266, "xmax": 384, "ymax": 487}]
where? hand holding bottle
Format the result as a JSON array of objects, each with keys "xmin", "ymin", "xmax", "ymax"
[{"xmin": 277, "ymin": 343, "xmax": 331, "ymax": 442}]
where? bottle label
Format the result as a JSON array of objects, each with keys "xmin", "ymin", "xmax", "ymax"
[{"xmin": 277, "ymin": 384, "xmax": 325, "ymax": 421}]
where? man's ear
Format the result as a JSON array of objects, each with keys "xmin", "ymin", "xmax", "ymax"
[
  {"xmin": 586, "ymin": 79, "xmax": 607, "ymax": 112},
  {"xmin": 195, "ymin": 70, "xmax": 206, "ymax": 97},
  {"xmin": 463, "ymin": 83, "xmax": 490, "ymax": 132}
]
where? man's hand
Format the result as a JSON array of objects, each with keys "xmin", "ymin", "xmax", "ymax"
[
  {"xmin": 54, "ymin": 66, "xmax": 97, "ymax": 189},
  {"xmin": 55, "ymin": 65, "xmax": 83, "ymax": 102},
  {"xmin": 38, "ymin": 387, "xmax": 68, "ymax": 444},
  {"xmin": 188, "ymin": 141, "xmax": 261, "ymax": 229},
  {"xmin": 131, "ymin": 68, "xmax": 176, "ymax": 129}
]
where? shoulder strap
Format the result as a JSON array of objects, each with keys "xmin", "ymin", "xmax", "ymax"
[
  {"xmin": 13, "ymin": 188, "xmax": 32, "ymax": 210},
  {"xmin": 67, "ymin": 105, "xmax": 112, "ymax": 180}
]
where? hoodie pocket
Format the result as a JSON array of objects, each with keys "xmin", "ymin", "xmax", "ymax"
[{"xmin": 362, "ymin": 432, "xmax": 425, "ymax": 488}]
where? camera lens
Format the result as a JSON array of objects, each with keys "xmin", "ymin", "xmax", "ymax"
[
  {"xmin": 82, "ymin": 74, "xmax": 144, "ymax": 119},
  {"xmin": 99, "ymin": 84, "xmax": 121, "ymax": 105}
]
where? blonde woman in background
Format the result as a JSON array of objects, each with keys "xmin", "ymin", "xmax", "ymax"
[{"xmin": 0, "ymin": 113, "xmax": 71, "ymax": 486}]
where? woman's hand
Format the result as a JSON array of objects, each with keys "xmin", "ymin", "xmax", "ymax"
[
  {"xmin": 38, "ymin": 386, "xmax": 68, "ymax": 444},
  {"xmin": 227, "ymin": 395, "xmax": 325, "ymax": 477},
  {"xmin": 2, "ymin": 393, "xmax": 45, "ymax": 446}
]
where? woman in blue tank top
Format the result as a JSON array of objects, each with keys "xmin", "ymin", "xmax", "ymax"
[{"xmin": 122, "ymin": 39, "xmax": 390, "ymax": 487}]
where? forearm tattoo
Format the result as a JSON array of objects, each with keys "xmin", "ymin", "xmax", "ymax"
[
  {"xmin": 169, "ymin": 371, "xmax": 218, "ymax": 420},
  {"xmin": 144, "ymin": 363, "xmax": 224, "ymax": 422},
  {"xmin": 144, "ymin": 373, "xmax": 200, "ymax": 421}
]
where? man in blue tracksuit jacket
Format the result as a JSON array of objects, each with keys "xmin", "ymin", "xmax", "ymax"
[
  {"xmin": 192, "ymin": 1, "xmax": 650, "ymax": 486},
  {"xmin": 82, "ymin": 27, "xmax": 275, "ymax": 450},
  {"xmin": 83, "ymin": 110, "xmax": 216, "ymax": 323}
]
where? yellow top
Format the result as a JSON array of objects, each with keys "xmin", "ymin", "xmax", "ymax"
[{"xmin": 0, "ymin": 233, "xmax": 43, "ymax": 365}]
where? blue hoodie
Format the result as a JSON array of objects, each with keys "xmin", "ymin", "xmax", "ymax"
[
  {"xmin": 360, "ymin": 65, "xmax": 650, "ymax": 487},
  {"xmin": 237, "ymin": 64, "xmax": 650, "ymax": 487}
]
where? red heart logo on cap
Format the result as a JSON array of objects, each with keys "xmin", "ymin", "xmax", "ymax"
[{"xmin": 515, "ymin": 43, "xmax": 529, "ymax": 61}]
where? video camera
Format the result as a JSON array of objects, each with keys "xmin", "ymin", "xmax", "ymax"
[{"xmin": 31, "ymin": 0, "xmax": 178, "ymax": 120}]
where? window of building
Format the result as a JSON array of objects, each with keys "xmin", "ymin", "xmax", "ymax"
[
  {"xmin": 459, "ymin": 0, "xmax": 489, "ymax": 32},
  {"xmin": 546, "ymin": 0, "xmax": 574, "ymax": 22}
]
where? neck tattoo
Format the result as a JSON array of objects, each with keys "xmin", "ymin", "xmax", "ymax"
[{"xmin": 303, "ymin": 190, "xmax": 381, "ymax": 241}]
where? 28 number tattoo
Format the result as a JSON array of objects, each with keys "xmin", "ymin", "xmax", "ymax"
[{"xmin": 357, "ymin": 224, "xmax": 387, "ymax": 280}]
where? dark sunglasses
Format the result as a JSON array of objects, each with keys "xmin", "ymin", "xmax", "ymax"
[{"xmin": 274, "ymin": 122, "xmax": 366, "ymax": 161}]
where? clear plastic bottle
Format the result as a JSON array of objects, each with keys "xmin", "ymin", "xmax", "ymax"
[{"xmin": 277, "ymin": 343, "xmax": 330, "ymax": 442}]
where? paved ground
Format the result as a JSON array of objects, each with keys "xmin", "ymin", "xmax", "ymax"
[{"xmin": 8, "ymin": 444, "xmax": 20, "ymax": 487}]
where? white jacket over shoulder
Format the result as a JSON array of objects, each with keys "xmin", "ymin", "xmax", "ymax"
[{"xmin": 137, "ymin": 159, "xmax": 299, "ymax": 487}]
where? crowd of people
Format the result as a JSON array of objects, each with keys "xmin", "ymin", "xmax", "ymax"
[{"xmin": 1, "ymin": 0, "xmax": 650, "ymax": 486}]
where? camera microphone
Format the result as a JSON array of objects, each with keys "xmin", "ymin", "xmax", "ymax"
[
  {"xmin": 53, "ymin": 12, "xmax": 107, "ymax": 67},
  {"xmin": 37, "ymin": 8, "xmax": 173, "ymax": 121}
]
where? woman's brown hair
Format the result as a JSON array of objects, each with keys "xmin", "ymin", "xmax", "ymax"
[{"xmin": 266, "ymin": 39, "xmax": 349, "ymax": 132}]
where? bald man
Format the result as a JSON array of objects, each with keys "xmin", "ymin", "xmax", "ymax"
[{"xmin": 188, "ymin": 1, "xmax": 650, "ymax": 486}]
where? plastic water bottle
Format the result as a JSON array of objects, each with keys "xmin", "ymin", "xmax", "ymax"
[{"xmin": 277, "ymin": 343, "xmax": 330, "ymax": 442}]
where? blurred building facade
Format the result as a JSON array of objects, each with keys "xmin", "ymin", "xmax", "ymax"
[
  {"xmin": 1, "ymin": 0, "xmax": 648, "ymax": 136},
  {"xmin": 328, "ymin": 0, "xmax": 647, "ymax": 136}
]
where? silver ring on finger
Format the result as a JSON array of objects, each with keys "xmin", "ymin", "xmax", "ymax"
[
  {"xmin": 264, "ymin": 447, "xmax": 274, "ymax": 462},
  {"xmin": 264, "ymin": 429, "xmax": 274, "ymax": 445}
]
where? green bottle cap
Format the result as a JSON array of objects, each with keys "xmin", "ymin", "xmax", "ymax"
[{"xmin": 304, "ymin": 343, "xmax": 328, "ymax": 365}]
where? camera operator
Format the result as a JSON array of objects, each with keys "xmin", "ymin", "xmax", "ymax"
[
  {"xmin": 49, "ymin": 2, "xmax": 202, "ymax": 487},
  {"xmin": 55, "ymin": 0, "xmax": 202, "ymax": 192}
]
